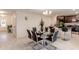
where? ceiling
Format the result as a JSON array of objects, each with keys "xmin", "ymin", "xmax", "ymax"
[{"xmin": 0, "ymin": 9, "xmax": 79, "ymax": 16}]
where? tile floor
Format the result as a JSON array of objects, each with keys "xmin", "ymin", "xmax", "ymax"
[{"xmin": 0, "ymin": 32, "xmax": 79, "ymax": 50}]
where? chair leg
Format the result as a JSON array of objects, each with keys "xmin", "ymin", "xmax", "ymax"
[
  {"xmin": 32, "ymin": 42, "xmax": 43, "ymax": 50},
  {"xmin": 44, "ymin": 41, "xmax": 57, "ymax": 50}
]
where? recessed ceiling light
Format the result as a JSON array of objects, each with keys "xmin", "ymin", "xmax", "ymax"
[
  {"xmin": 75, "ymin": 11, "xmax": 79, "ymax": 14},
  {"xmin": 72, "ymin": 9, "xmax": 76, "ymax": 11}
]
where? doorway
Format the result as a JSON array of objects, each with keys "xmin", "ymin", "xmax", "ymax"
[{"xmin": 0, "ymin": 11, "xmax": 16, "ymax": 42}]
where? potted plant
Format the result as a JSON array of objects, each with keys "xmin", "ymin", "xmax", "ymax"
[
  {"xmin": 59, "ymin": 21, "xmax": 64, "ymax": 28},
  {"xmin": 7, "ymin": 25, "xmax": 12, "ymax": 33}
]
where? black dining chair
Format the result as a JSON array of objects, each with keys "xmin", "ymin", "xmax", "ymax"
[
  {"xmin": 27, "ymin": 29, "xmax": 35, "ymax": 46},
  {"xmin": 27, "ymin": 29, "xmax": 32, "ymax": 39},
  {"xmin": 46, "ymin": 28, "xmax": 54, "ymax": 40},
  {"xmin": 32, "ymin": 27, "xmax": 37, "ymax": 32},
  {"xmin": 46, "ymin": 31, "xmax": 59, "ymax": 42},
  {"xmin": 52, "ymin": 31, "xmax": 59, "ymax": 42},
  {"xmin": 45, "ymin": 31, "xmax": 59, "ymax": 50},
  {"xmin": 45, "ymin": 27, "xmax": 48, "ymax": 32},
  {"xmin": 50, "ymin": 28, "xmax": 55, "ymax": 33},
  {"xmin": 31, "ymin": 31, "xmax": 43, "ymax": 49}
]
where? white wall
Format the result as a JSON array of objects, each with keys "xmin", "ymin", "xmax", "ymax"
[
  {"xmin": 0, "ymin": 14, "xmax": 16, "ymax": 32},
  {"xmin": 51, "ymin": 14, "xmax": 58, "ymax": 26},
  {"xmin": 16, "ymin": 12, "xmax": 55, "ymax": 38},
  {"xmin": 6, "ymin": 14, "xmax": 16, "ymax": 26}
]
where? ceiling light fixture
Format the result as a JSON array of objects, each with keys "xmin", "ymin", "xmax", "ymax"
[
  {"xmin": 43, "ymin": 10, "xmax": 48, "ymax": 15},
  {"xmin": 43, "ymin": 10, "xmax": 52, "ymax": 15},
  {"xmin": 49, "ymin": 11, "xmax": 52, "ymax": 14}
]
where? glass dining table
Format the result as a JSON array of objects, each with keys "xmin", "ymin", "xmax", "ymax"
[{"xmin": 36, "ymin": 31, "xmax": 53, "ymax": 48}]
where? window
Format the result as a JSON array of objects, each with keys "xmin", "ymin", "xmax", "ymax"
[
  {"xmin": 1, "ymin": 19, "xmax": 6, "ymax": 27},
  {"xmin": 0, "ymin": 17, "xmax": 6, "ymax": 27}
]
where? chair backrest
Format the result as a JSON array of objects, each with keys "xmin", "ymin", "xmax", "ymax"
[
  {"xmin": 27, "ymin": 29, "xmax": 31, "ymax": 39},
  {"xmin": 32, "ymin": 27, "xmax": 37, "ymax": 32},
  {"xmin": 52, "ymin": 31, "xmax": 59, "ymax": 42},
  {"xmin": 45, "ymin": 27, "xmax": 48, "ymax": 32},
  {"xmin": 31, "ymin": 31, "xmax": 37, "ymax": 42},
  {"xmin": 50, "ymin": 28, "xmax": 55, "ymax": 33}
]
